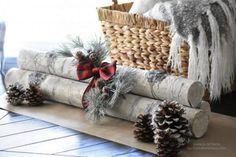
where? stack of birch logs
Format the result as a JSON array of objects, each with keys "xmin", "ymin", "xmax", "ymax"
[{"xmin": 5, "ymin": 49, "xmax": 211, "ymax": 138}]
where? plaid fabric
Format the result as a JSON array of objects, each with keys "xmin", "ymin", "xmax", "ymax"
[{"xmin": 77, "ymin": 61, "xmax": 116, "ymax": 109}]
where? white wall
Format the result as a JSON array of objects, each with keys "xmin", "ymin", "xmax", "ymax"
[{"xmin": 0, "ymin": 0, "xmax": 132, "ymax": 56}]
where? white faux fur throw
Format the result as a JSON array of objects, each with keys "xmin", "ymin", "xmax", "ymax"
[
  {"xmin": 131, "ymin": 0, "xmax": 236, "ymax": 100},
  {"xmin": 129, "ymin": 0, "xmax": 159, "ymax": 14}
]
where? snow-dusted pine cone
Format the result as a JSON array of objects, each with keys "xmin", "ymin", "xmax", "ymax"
[
  {"xmin": 134, "ymin": 114, "xmax": 154, "ymax": 143},
  {"xmin": 6, "ymin": 83, "xmax": 25, "ymax": 106},
  {"xmin": 155, "ymin": 130, "xmax": 179, "ymax": 157},
  {"xmin": 24, "ymin": 85, "xmax": 43, "ymax": 106},
  {"xmin": 152, "ymin": 100, "xmax": 191, "ymax": 157}
]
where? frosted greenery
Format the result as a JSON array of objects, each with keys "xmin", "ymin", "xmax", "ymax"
[
  {"xmin": 55, "ymin": 36, "xmax": 108, "ymax": 64},
  {"xmin": 85, "ymin": 68, "xmax": 136, "ymax": 122},
  {"xmin": 55, "ymin": 36, "xmax": 84, "ymax": 57}
]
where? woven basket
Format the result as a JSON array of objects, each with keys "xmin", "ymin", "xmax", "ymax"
[{"xmin": 97, "ymin": 0, "xmax": 189, "ymax": 78}]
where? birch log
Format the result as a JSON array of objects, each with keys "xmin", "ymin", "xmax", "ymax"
[
  {"xmin": 128, "ymin": 67, "xmax": 205, "ymax": 108},
  {"xmin": 17, "ymin": 49, "xmax": 205, "ymax": 107},
  {"xmin": 197, "ymin": 101, "xmax": 211, "ymax": 116},
  {"xmin": 17, "ymin": 49, "xmax": 78, "ymax": 80},
  {"xmin": 5, "ymin": 68, "xmax": 208, "ymax": 138}
]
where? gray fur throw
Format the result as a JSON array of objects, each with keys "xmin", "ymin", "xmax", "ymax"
[{"xmin": 138, "ymin": 0, "xmax": 236, "ymax": 99}]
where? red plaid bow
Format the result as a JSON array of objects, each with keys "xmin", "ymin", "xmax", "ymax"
[{"xmin": 77, "ymin": 60, "xmax": 116, "ymax": 109}]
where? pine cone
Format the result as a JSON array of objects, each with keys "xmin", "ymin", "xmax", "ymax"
[
  {"xmin": 24, "ymin": 85, "xmax": 43, "ymax": 106},
  {"xmin": 89, "ymin": 52, "xmax": 98, "ymax": 62},
  {"xmin": 152, "ymin": 100, "xmax": 191, "ymax": 157},
  {"xmin": 6, "ymin": 83, "xmax": 25, "ymax": 106},
  {"xmin": 155, "ymin": 130, "xmax": 179, "ymax": 157},
  {"xmin": 134, "ymin": 114, "xmax": 154, "ymax": 143},
  {"xmin": 95, "ymin": 78, "xmax": 106, "ymax": 90}
]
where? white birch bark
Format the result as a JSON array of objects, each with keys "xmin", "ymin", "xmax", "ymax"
[
  {"xmin": 5, "ymin": 68, "xmax": 208, "ymax": 138},
  {"xmin": 17, "ymin": 49, "xmax": 205, "ymax": 107},
  {"xmin": 17, "ymin": 49, "xmax": 78, "ymax": 80},
  {"xmin": 129, "ymin": 67, "xmax": 205, "ymax": 108}
]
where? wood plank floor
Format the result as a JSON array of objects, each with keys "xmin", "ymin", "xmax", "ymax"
[{"xmin": 0, "ymin": 111, "xmax": 154, "ymax": 157}]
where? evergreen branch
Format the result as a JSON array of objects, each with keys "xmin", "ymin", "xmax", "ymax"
[
  {"xmin": 108, "ymin": 68, "xmax": 136, "ymax": 107},
  {"xmin": 55, "ymin": 44, "xmax": 73, "ymax": 57},
  {"xmin": 55, "ymin": 36, "xmax": 84, "ymax": 57},
  {"xmin": 68, "ymin": 36, "xmax": 84, "ymax": 49},
  {"xmin": 87, "ymin": 36, "xmax": 108, "ymax": 66},
  {"xmin": 84, "ymin": 68, "xmax": 136, "ymax": 121},
  {"xmin": 85, "ymin": 88, "xmax": 108, "ymax": 121}
]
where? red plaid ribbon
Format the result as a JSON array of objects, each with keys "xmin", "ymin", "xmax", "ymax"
[{"xmin": 77, "ymin": 60, "xmax": 116, "ymax": 109}]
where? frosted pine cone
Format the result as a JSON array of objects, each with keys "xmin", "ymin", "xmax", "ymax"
[
  {"xmin": 155, "ymin": 130, "xmax": 179, "ymax": 157},
  {"xmin": 152, "ymin": 100, "xmax": 191, "ymax": 156},
  {"xmin": 6, "ymin": 83, "xmax": 25, "ymax": 106}
]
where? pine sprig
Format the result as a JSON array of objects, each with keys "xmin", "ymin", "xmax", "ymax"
[
  {"xmin": 55, "ymin": 36, "xmax": 108, "ymax": 64},
  {"xmin": 55, "ymin": 44, "xmax": 73, "ymax": 57},
  {"xmin": 86, "ymin": 37, "xmax": 108, "ymax": 67},
  {"xmin": 68, "ymin": 36, "xmax": 84, "ymax": 48},
  {"xmin": 84, "ymin": 68, "xmax": 136, "ymax": 121},
  {"xmin": 85, "ymin": 88, "xmax": 108, "ymax": 121},
  {"xmin": 55, "ymin": 36, "xmax": 84, "ymax": 57},
  {"xmin": 107, "ymin": 68, "xmax": 136, "ymax": 107}
]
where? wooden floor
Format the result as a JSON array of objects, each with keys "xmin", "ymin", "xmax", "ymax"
[{"xmin": 0, "ymin": 110, "xmax": 154, "ymax": 157}]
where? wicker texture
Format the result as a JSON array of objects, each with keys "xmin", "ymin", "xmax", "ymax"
[{"xmin": 97, "ymin": 1, "xmax": 189, "ymax": 77}]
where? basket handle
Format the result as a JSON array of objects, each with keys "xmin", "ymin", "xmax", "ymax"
[{"xmin": 112, "ymin": 0, "xmax": 118, "ymax": 5}]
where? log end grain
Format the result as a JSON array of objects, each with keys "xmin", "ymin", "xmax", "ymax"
[
  {"xmin": 191, "ymin": 110, "xmax": 209, "ymax": 138},
  {"xmin": 188, "ymin": 81, "xmax": 205, "ymax": 108},
  {"xmin": 198, "ymin": 101, "xmax": 211, "ymax": 115}
]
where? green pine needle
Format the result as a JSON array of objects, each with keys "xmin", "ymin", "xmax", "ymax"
[{"xmin": 55, "ymin": 36, "xmax": 84, "ymax": 57}]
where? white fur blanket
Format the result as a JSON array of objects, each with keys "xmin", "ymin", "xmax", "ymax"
[{"xmin": 131, "ymin": 0, "xmax": 236, "ymax": 99}]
